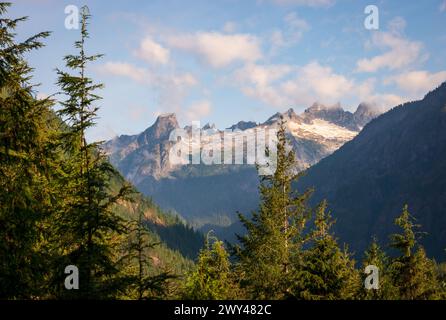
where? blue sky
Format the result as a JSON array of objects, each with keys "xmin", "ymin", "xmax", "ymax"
[{"xmin": 9, "ymin": 0, "xmax": 446, "ymax": 141}]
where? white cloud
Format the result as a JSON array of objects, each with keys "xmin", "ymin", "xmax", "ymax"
[
  {"xmin": 234, "ymin": 63, "xmax": 295, "ymax": 86},
  {"xmin": 233, "ymin": 62, "xmax": 413, "ymax": 111},
  {"xmin": 385, "ymin": 70, "xmax": 446, "ymax": 96},
  {"xmin": 98, "ymin": 61, "xmax": 198, "ymax": 116},
  {"xmin": 99, "ymin": 61, "xmax": 196, "ymax": 88},
  {"xmin": 440, "ymin": 0, "xmax": 446, "ymax": 12},
  {"xmin": 167, "ymin": 32, "xmax": 262, "ymax": 68},
  {"xmin": 100, "ymin": 62, "xmax": 147, "ymax": 82},
  {"xmin": 268, "ymin": 0, "xmax": 335, "ymax": 7},
  {"xmin": 184, "ymin": 100, "xmax": 212, "ymax": 121},
  {"xmin": 285, "ymin": 62, "xmax": 354, "ymax": 102},
  {"xmin": 356, "ymin": 78, "xmax": 406, "ymax": 111},
  {"xmin": 356, "ymin": 31, "xmax": 425, "ymax": 73},
  {"xmin": 134, "ymin": 36, "xmax": 170, "ymax": 65},
  {"xmin": 235, "ymin": 61, "xmax": 354, "ymax": 108}
]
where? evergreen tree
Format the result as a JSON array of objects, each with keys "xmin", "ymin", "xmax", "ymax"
[
  {"xmin": 119, "ymin": 204, "xmax": 173, "ymax": 300},
  {"xmin": 296, "ymin": 201, "xmax": 360, "ymax": 300},
  {"xmin": 389, "ymin": 205, "xmax": 440, "ymax": 299},
  {"xmin": 53, "ymin": 6, "xmax": 131, "ymax": 299},
  {"xmin": 0, "ymin": 2, "xmax": 52, "ymax": 298},
  {"xmin": 234, "ymin": 119, "xmax": 313, "ymax": 299},
  {"xmin": 183, "ymin": 233, "xmax": 236, "ymax": 300},
  {"xmin": 361, "ymin": 237, "xmax": 397, "ymax": 299}
]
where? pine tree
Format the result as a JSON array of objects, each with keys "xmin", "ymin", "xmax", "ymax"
[
  {"xmin": 53, "ymin": 6, "xmax": 131, "ymax": 299},
  {"xmin": 389, "ymin": 205, "xmax": 440, "ymax": 299},
  {"xmin": 183, "ymin": 233, "xmax": 236, "ymax": 300},
  {"xmin": 296, "ymin": 201, "xmax": 360, "ymax": 300},
  {"xmin": 0, "ymin": 2, "xmax": 52, "ymax": 298},
  {"xmin": 234, "ymin": 119, "xmax": 313, "ymax": 299},
  {"xmin": 119, "ymin": 204, "xmax": 173, "ymax": 300},
  {"xmin": 361, "ymin": 237, "xmax": 397, "ymax": 299}
]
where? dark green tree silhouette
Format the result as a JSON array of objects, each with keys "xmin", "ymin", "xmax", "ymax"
[
  {"xmin": 361, "ymin": 237, "xmax": 397, "ymax": 299},
  {"xmin": 389, "ymin": 205, "xmax": 440, "ymax": 299},
  {"xmin": 296, "ymin": 201, "xmax": 360, "ymax": 300},
  {"xmin": 183, "ymin": 233, "xmax": 236, "ymax": 299},
  {"xmin": 53, "ymin": 6, "xmax": 131, "ymax": 298},
  {"xmin": 0, "ymin": 2, "xmax": 52, "ymax": 298}
]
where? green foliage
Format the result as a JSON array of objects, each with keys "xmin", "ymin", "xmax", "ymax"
[
  {"xmin": 0, "ymin": 3, "xmax": 195, "ymax": 300},
  {"xmin": 182, "ymin": 233, "xmax": 236, "ymax": 299},
  {"xmin": 234, "ymin": 121, "xmax": 362, "ymax": 300},
  {"xmin": 117, "ymin": 203, "xmax": 175, "ymax": 300},
  {"xmin": 360, "ymin": 237, "xmax": 397, "ymax": 299},
  {"xmin": 388, "ymin": 205, "xmax": 440, "ymax": 299},
  {"xmin": 50, "ymin": 7, "xmax": 132, "ymax": 299},
  {"xmin": 295, "ymin": 201, "xmax": 360, "ymax": 300},
  {"xmin": 0, "ymin": 1, "xmax": 52, "ymax": 298},
  {"xmin": 234, "ymin": 120, "xmax": 313, "ymax": 299}
]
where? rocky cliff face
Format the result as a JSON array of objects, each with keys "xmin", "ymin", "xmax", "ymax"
[
  {"xmin": 104, "ymin": 113, "xmax": 180, "ymax": 183},
  {"xmin": 301, "ymin": 102, "xmax": 379, "ymax": 131}
]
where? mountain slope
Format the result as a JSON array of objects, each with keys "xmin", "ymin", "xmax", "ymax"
[
  {"xmin": 108, "ymin": 169, "xmax": 204, "ymax": 262},
  {"xmin": 297, "ymin": 82, "xmax": 446, "ymax": 260}
]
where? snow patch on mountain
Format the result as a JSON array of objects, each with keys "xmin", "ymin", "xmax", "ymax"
[{"xmin": 289, "ymin": 119, "xmax": 357, "ymax": 140}]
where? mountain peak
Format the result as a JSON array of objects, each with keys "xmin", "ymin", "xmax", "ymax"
[
  {"xmin": 140, "ymin": 113, "xmax": 179, "ymax": 142},
  {"xmin": 156, "ymin": 112, "xmax": 177, "ymax": 123},
  {"xmin": 305, "ymin": 102, "xmax": 342, "ymax": 115},
  {"xmin": 285, "ymin": 107, "xmax": 298, "ymax": 119},
  {"xmin": 355, "ymin": 102, "xmax": 379, "ymax": 116},
  {"xmin": 227, "ymin": 120, "xmax": 257, "ymax": 131},
  {"xmin": 305, "ymin": 103, "xmax": 323, "ymax": 114},
  {"xmin": 202, "ymin": 123, "xmax": 216, "ymax": 130},
  {"xmin": 353, "ymin": 102, "xmax": 381, "ymax": 129},
  {"xmin": 263, "ymin": 108, "xmax": 300, "ymax": 125}
]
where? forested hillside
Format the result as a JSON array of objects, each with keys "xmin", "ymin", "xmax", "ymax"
[{"xmin": 109, "ymin": 171, "xmax": 204, "ymax": 260}]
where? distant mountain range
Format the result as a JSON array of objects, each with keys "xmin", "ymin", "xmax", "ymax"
[
  {"xmin": 105, "ymin": 82, "xmax": 446, "ymax": 261},
  {"xmin": 297, "ymin": 82, "xmax": 446, "ymax": 261},
  {"xmin": 104, "ymin": 102, "xmax": 378, "ymax": 232}
]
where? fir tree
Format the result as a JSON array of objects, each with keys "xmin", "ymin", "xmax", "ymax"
[
  {"xmin": 234, "ymin": 119, "xmax": 313, "ymax": 299},
  {"xmin": 296, "ymin": 201, "xmax": 360, "ymax": 300},
  {"xmin": 361, "ymin": 237, "xmax": 397, "ymax": 299},
  {"xmin": 119, "ymin": 204, "xmax": 173, "ymax": 300},
  {"xmin": 53, "ymin": 6, "xmax": 131, "ymax": 299},
  {"xmin": 0, "ymin": 2, "xmax": 52, "ymax": 298},
  {"xmin": 183, "ymin": 233, "xmax": 236, "ymax": 300},
  {"xmin": 389, "ymin": 205, "xmax": 440, "ymax": 299}
]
